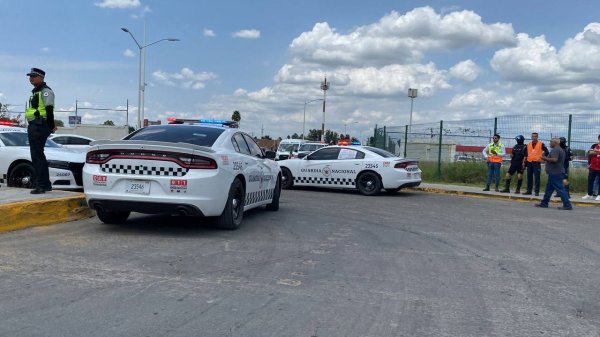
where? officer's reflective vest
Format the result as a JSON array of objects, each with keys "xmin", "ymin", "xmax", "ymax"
[
  {"xmin": 527, "ymin": 142, "xmax": 543, "ymax": 162},
  {"xmin": 25, "ymin": 90, "xmax": 47, "ymax": 121},
  {"xmin": 487, "ymin": 142, "xmax": 503, "ymax": 163}
]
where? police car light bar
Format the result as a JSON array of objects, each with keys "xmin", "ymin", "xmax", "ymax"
[{"xmin": 167, "ymin": 118, "xmax": 238, "ymax": 128}]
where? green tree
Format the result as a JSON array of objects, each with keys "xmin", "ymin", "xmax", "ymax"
[
  {"xmin": 307, "ymin": 129, "xmax": 320, "ymax": 141},
  {"xmin": 291, "ymin": 133, "xmax": 300, "ymax": 139},
  {"xmin": 324, "ymin": 129, "xmax": 339, "ymax": 144},
  {"xmin": 103, "ymin": 120, "xmax": 115, "ymax": 126},
  {"xmin": 261, "ymin": 135, "xmax": 272, "ymax": 140},
  {"xmin": 231, "ymin": 110, "xmax": 241, "ymax": 122}
]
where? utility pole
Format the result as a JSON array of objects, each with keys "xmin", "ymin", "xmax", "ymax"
[{"xmin": 320, "ymin": 76, "xmax": 329, "ymax": 143}]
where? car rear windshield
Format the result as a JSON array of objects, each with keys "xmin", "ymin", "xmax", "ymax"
[
  {"xmin": 124, "ymin": 125, "xmax": 225, "ymax": 147},
  {"xmin": 363, "ymin": 146, "xmax": 396, "ymax": 158},
  {"xmin": 0, "ymin": 132, "xmax": 60, "ymax": 148}
]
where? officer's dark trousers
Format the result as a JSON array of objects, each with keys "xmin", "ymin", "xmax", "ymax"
[
  {"xmin": 28, "ymin": 121, "xmax": 52, "ymax": 189},
  {"xmin": 526, "ymin": 161, "xmax": 542, "ymax": 193}
]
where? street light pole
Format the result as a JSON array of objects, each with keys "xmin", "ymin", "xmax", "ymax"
[
  {"xmin": 343, "ymin": 121, "xmax": 358, "ymax": 137},
  {"xmin": 121, "ymin": 22, "xmax": 179, "ymax": 129},
  {"xmin": 303, "ymin": 98, "xmax": 323, "ymax": 140},
  {"xmin": 320, "ymin": 77, "xmax": 329, "ymax": 143},
  {"xmin": 408, "ymin": 88, "xmax": 418, "ymax": 131}
]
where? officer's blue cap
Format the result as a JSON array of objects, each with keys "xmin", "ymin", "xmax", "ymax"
[{"xmin": 27, "ymin": 68, "xmax": 45, "ymax": 77}]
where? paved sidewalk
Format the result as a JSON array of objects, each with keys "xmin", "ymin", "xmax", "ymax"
[
  {"xmin": 414, "ymin": 183, "xmax": 600, "ymax": 207},
  {"xmin": 0, "ymin": 188, "xmax": 93, "ymax": 233}
]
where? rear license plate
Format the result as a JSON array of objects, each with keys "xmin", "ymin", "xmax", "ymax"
[{"xmin": 126, "ymin": 180, "xmax": 150, "ymax": 194}]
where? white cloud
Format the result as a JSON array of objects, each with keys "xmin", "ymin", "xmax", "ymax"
[
  {"xmin": 449, "ymin": 60, "xmax": 480, "ymax": 82},
  {"xmin": 41, "ymin": 47, "xmax": 50, "ymax": 53},
  {"xmin": 123, "ymin": 49, "xmax": 135, "ymax": 58},
  {"xmin": 95, "ymin": 0, "xmax": 140, "ymax": 9},
  {"xmin": 558, "ymin": 23, "xmax": 600, "ymax": 73},
  {"xmin": 290, "ymin": 6, "xmax": 515, "ymax": 67},
  {"xmin": 232, "ymin": 29, "xmax": 261, "ymax": 39},
  {"xmin": 448, "ymin": 88, "xmax": 513, "ymax": 108},
  {"xmin": 234, "ymin": 88, "xmax": 248, "ymax": 96},
  {"xmin": 152, "ymin": 67, "xmax": 217, "ymax": 90},
  {"xmin": 203, "ymin": 29, "xmax": 216, "ymax": 37}
]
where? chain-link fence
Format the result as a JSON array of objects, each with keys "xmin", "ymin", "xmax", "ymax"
[{"xmin": 373, "ymin": 112, "xmax": 600, "ymax": 177}]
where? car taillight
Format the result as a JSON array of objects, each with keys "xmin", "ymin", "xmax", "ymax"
[
  {"xmin": 177, "ymin": 155, "xmax": 217, "ymax": 169},
  {"xmin": 86, "ymin": 150, "xmax": 217, "ymax": 169},
  {"xmin": 395, "ymin": 161, "xmax": 418, "ymax": 169},
  {"xmin": 86, "ymin": 151, "xmax": 111, "ymax": 164}
]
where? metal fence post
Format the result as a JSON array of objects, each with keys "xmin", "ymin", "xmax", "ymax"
[
  {"xmin": 383, "ymin": 126, "xmax": 387, "ymax": 151},
  {"xmin": 437, "ymin": 120, "xmax": 443, "ymax": 179},
  {"xmin": 373, "ymin": 124, "xmax": 378, "ymax": 147},
  {"xmin": 493, "ymin": 117, "xmax": 498, "ymax": 136},
  {"xmin": 567, "ymin": 114, "xmax": 572, "ymax": 146},
  {"xmin": 404, "ymin": 124, "xmax": 408, "ymax": 157}
]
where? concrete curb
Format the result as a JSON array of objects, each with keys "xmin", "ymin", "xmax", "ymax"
[
  {"xmin": 0, "ymin": 194, "xmax": 94, "ymax": 233},
  {"xmin": 410, "ymin": 185, "xmax": 599, "ymax": 207}
]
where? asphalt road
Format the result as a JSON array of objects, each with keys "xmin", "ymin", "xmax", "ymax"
[{"xmin": 1, "ymin": 189, "xmax": 599, "ymax": 337}]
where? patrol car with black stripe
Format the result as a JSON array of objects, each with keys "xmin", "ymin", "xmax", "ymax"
[
  {"xmin": 278, "ymin": 144, "xmax": 421, "ymax": 196},
  {"xmin": 0, "ymin": 124, "xmax": 85, "ymax": 190},
  {"xmin": 82, "ymin": 119, "xmax": 281, "ymax": 229}
]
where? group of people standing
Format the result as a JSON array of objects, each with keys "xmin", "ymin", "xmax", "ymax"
[{"xmin": 481, "ymin": 132, "xmax": 600, "ymax": 210}]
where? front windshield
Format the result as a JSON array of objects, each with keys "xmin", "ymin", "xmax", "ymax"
[
  {"xmin": 278, "ymin": 144, "xmax": 300, "ymax": 152},
  {"xmin": 0, "ymin": 132, "xmax": 61, "ymax": 148}
]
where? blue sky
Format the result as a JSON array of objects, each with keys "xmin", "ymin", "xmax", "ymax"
[{"xmin": 1, "ymin": 0, "xmax": 599, "ymax": 139}]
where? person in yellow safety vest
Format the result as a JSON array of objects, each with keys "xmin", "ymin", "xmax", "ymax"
[
  {"xmin": 522, "ymin": 132, "xmax": 549, "ymax": 196},
  {"xmin": 25, "ymin": 67, "xmax": 57, "ymax": 194},
  {"xmin": 482, "ymin": 134, "xmax": 506, "ymax": 192}
]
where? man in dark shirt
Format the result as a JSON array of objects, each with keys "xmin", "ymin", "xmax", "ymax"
[
  {"xmin": 555, "ymin": 137, "xmax": 573, "ymax": 197},
  {"xmin": 500, "ymin": 135, "xmax": 527, "ymax": 193},
  {"xmin": 535, "ymin": 138, "xmax": 572, "ymax": 210}
]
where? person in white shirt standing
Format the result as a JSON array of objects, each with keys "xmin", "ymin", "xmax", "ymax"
[{"xmin": 482, "ymin": 134, "xmax": 506, "ymax": 192}]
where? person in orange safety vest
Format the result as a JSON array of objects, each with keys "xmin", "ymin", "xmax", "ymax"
[
  {"xmin": 522, "ymin": 132, "xmax": 549, "ymax": 196},
  {"xmin": 482, "ymin": 134, "xmax": 506, "ymax": 192}
]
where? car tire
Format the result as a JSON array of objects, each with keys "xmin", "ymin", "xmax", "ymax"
[
  {"xmin": 356, "ymin": 171, "xmax": 382, "ymax": 196},
  {"xmin": 8, "ymin": 162, "xmax": 35, "ymax": 188},
  {"xmin": 281, "ymin": 167, "xmax": 294, "ymax": 189},
  {"xmin": 217, "ymin": 178, "xmax": 245, "ymax": 230},
  {"xmin": 265, "ymin": 175, "xmax": 281, "ymax": 211},
  {"xmin": 96, "ymin": 209, "xmax": 130, "ymax": 224}
]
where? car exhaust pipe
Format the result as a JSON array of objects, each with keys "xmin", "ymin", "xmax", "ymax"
[{"xmin": 175, "ymin": 207, "xmax": 190, "ymax": 216}]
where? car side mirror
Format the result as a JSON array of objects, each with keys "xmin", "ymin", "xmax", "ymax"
[
  {"xmin": 264, "ymin": 150, "xmax": 276, "ymax": 159},
  {"xmin": 297, "ymin": 153, "xmax": 307, "ymax": 159}
]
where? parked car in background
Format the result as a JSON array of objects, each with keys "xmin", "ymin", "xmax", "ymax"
[
  {"xmin": 278, "ymin": 145, "xmax": 421, "ymax": 196},
  {"xmin": 297, "ymin": 142, "xmax": 327, "ymax": 158},
  {"xmin": 275, "ymin": 139, "xmax": 305, "ymax": 160},
  {"xmin": 49, "ymin": 134, "xmax": 95, "ymax": 151},
  {"xmin": 0, "ymin": 126, "xmax": 85, "ymax": 190}
]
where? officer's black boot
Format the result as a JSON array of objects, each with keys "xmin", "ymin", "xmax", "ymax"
[
  {"xmin": 483, "ymin": 184, "xmax": 490, "ymax": 191},
  {"xmin": 500, "ymin": 178, "xmax": 511, "ymax": 193},
  {"xmin": 515, "ymin": 179, "xmax": 523, "ymax": 194}
]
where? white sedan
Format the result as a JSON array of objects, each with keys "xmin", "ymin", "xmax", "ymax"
[
  {"xmin": 83, "ymin": 120, "xmax": 281, "ymax": 229},
  {"xmin": 278, "ymin": 145, "xmax": 421, "ymax": 196},
  {"xmin": 49, "ymin": 134, "xmax": 95, "ymax": 151},
  {"xmin": 0, "ymin": 126, "xmax": 85, "ymax": 190}
]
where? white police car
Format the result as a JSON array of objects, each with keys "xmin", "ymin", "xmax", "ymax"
[
  {"xmin": 0, "ymin": 124, "xmax": 85, "ymax": 190},
  {"xmin": 278, "ymin": 145, "xmax": 421, "ymax": 196},
  {"xmin": 82, "ymin": 119, "xmax": 281, "ymax": 229}
]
